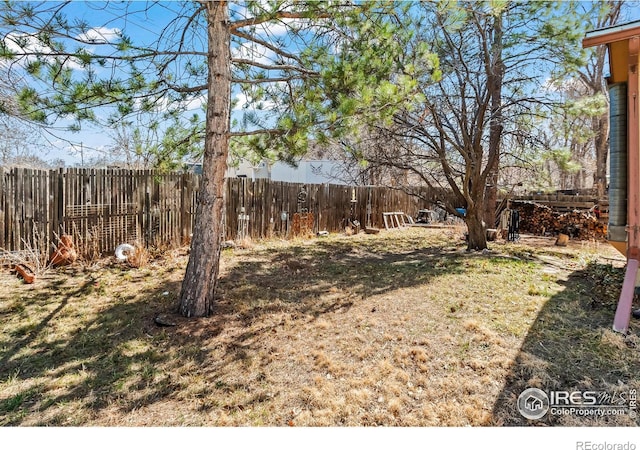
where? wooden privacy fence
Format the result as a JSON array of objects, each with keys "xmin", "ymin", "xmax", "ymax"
[
  {"xmin": 0, "ymin": 166, "xmax": 449, "ymax": 256},
  {"xmin": 225, "ymin": 178, "xmax": 446, "ymax": 239},
  {"xmin": 0, "ymin": 167, "xmax": 199, "ymax": 257}
]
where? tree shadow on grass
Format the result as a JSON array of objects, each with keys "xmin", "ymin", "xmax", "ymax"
[
  {"xmin": 0, "ymin": 235, "xmax": 473, "ymax": 425},
  {"xmin": 491, "ymin": 261, "xmax": 640, "ymax": 426},
  {"xmin": 0, "ymin": 279, "xmax": 91, "ymax": 371},
  {"xmin": 0, "ymin": 272, "xmax": 189, "ymax": 425}
]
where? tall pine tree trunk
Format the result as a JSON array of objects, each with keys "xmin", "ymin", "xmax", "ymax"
[{"xmin": 178, "ymin": 2, "xmax": 230, "ymax": 317}]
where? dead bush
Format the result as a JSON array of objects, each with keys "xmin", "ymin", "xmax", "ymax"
[{"xmin": 127, "ymin": 243, "xmax": 150, "ymax": 268}]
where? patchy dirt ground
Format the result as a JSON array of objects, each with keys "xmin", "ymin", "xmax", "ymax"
[{"xmin": 1, "ymin": 228, "xmax": 639, "ymax": 426}]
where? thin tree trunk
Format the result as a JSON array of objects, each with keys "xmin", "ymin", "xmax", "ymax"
[
  {"xmin": 590, "ymin": 1, "xmax": 619, "ymax": 197},
  {"xmin": 178, "ymin": 1, "xmax": 230, "ymax": 317},
  {"xmin": 594, "ymin": 113, "xmax": 609, "ymax": 198}
]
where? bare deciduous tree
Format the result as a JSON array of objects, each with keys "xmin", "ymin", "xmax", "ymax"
[{"xmin": 351, "ymin": 1, "xmax": 587, "ymax": 250}]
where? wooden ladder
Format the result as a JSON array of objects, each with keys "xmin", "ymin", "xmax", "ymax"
[{"xmin": 383, "ymin": 212, "xmax": 414, "ymax": 230}]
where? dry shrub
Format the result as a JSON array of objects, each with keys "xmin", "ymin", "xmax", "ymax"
[
  {"xmin": 68, "ymin": 224, "xmax": 101, "ymax": 266},
  {"xmin": 127, "ymin": 244, "xmax": 150, "ymax": 268},
  {"xmin": 0, "ymin": 226, "xmax": 56, "ymax": 277},
  {"xmin": 236, "ymin": 237, "xmax": 254, "ymax": 250},
  {"xmin": 146, "ymin": 239, "xmax": 176, "ymax": 257}
]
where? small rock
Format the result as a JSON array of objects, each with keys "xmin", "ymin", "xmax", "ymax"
[{"xmin": 154, "ymin": 316, "xmax": 176, "ymax": 327}]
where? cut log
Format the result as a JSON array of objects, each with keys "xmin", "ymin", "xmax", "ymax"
[{"xmin": 555, "ymin": 233, "xmax": 569, "ymax": 246}]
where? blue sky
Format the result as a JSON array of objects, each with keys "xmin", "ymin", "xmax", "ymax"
[
  {"xmin": 29, "ymin": 2, "xmax": 205, "ymax": 165},
  {"xmin": 6, "ymin": 1, "xmax": 640, "ymax": 166},
  {"xmin": 31, "ymin": 1, "xmax": 299, "ymax": 166}
]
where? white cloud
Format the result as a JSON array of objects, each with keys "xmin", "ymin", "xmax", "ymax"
[
  {"xmin": 182, "ymin": 94, "xmax": 206, "ymax": 112},
  {"xmin": 3, "ymin": 27, "xmax": 121, "ymax": 73},
  {"xmin": 76, "ymin": 27, "xmax": 121, "ymax": 44},
  {"xmin": 233, "ymin": 92, "xmax": 252, "ymax": 110},
  {"xmin": 232, "ymin": 91, "xmax": 277, "ymax": 111},
  {"xmin": 4, "ymin": 32, "xmax": 85, "ymax": 70},
  {"xmin": 542, "ymin": 76, "xmax": 589, "ymax": 96},
  {"xmin": 257, "ymin": 17, "xmax": 312, "ymax": 37},
  {"xmin": 64, "ymin": 141, "xmax": 110, "ymax": 163},
  {"xmin": 231, "ymin": 0, "xmax": 311, "ymax": 37},
  {"xmin": 232, "ymin": 80, "xmax": 290, "ymax": 112},
  {"xmin": 131, "ymin": 93, "xmax": 206, "ymax": 114},
  {"xmin": 258, "ymin": 21, "xmax": 290, "ymax": 37},
  {"xmin": 232, "ymin": 42, "xmax": 276, "ymax": 65},
  {"xmin": 5, "ymin": 32, "xmax": 51, "ymax": 56}
]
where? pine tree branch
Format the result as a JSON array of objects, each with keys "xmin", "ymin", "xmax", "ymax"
[
  {"xmin": 231, "ymin": 58, "xmax": 318, "ymax": 75},
  {"xmin": 229, "ymin": 129, "xmax": 286, "ymax": 137},
  {"xmin": 160, "ymin": 81, "xmax": 207, "ymax": 94},
  {"xmin": 229, "ymin": 11, "xmax": 330, "ymax": 31},
  {"xmin": 231, "ymin": 75, "xmax": 307, "ymax": 84}
]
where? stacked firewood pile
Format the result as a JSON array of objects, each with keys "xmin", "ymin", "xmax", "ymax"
[{"xmin": 510, "ymin": 201, "xmax": 607, "ymax": 240}]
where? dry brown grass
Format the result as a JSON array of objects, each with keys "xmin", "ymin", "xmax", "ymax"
[
  {"xmin": 236, "ymin": 237, "xmax": 255, "ymax": 250},
  {"xmin": 0, "ymin": 229, "xmax": 638, "ymax": 426}
]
